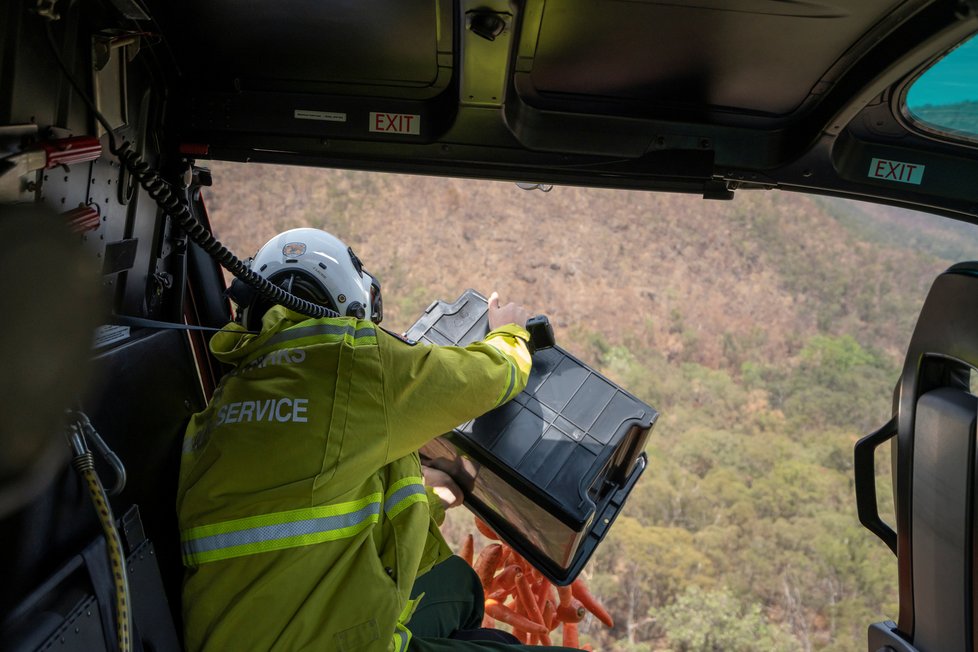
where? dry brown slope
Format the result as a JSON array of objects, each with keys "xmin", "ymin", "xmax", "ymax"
[{"xmin": 203, "ymin": 161, "xmax": 949, "ymax": 370}]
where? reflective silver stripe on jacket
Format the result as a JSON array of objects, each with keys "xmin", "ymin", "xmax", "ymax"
[
  {"xmin": 264, "ymin": 323, "xmax": 376, "ymax": 348},
  {"xmin": 384, "ymin": 482, "xmax": 428, "ymax": 517},
  {"xmin": 181, "ymin": 495, "xmax": 383, "ymax": 566}
]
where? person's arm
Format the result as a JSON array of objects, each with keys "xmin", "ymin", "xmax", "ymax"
[{"xmin": 380, "ymin": 293, "xmax": 531, "ymax": 464}]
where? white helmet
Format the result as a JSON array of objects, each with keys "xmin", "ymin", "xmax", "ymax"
[{"xmin": 236, "ymin": 228, "xmax": 382, "ymax": 329}]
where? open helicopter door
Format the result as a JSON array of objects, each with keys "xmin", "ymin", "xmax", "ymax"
[{"xmin": 855, "ymin": 262, "xmax": 978, "ymax": 652}]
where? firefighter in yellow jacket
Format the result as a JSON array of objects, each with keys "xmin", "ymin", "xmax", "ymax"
[{"xmin": 177, "ymin": 228, "xmax": 579, "ymax": 651}]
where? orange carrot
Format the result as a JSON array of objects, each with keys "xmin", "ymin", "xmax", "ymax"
[
  {"xmin": 474, "ymin": 543, "xmax": 503, "ymax": 589},
  {"xmin": 488, "ymin": 587, "xmax": 510, "ymax": 601},
  {"xmin": 534, "ymin": 578, "xmax": 552, "ymax": 614},
  {"xmin": 543, "ymin": 600, "xmax": 558, "ymax": 631},
  {"xmin": 513, "ymin": 587, "xmax": 535, "ymax": 643},
  {"xmin": 515, "ymin": 574, "xmax": 546, "ymax": 629},
  {"xmin": 557, "ymin": 584, "xmax": 573, "ymax": 606},
  {"xmin": 572, "ymin": 579, "xmax": 614, "ymax": 628},
  {"xmin": 529, "ymin": 631, "xmax": 553, "ymax": 646},
  {"xmin": 485, "ymin": 599, "xmax": 548, "ymax": 635},
  {"xmin": 459, "ymin": 533, "xmax": 474, "ymax": 566},
  {"xmin": 563, "ymin": 621, "xmax": 580, "ymax": 648},
  {"xmin": 492, "ymin": 564, "xmax": 523, "ymax": 592},
  {"xmin": 556, "ymin": 598, "xmax": 586, "ymax": 624},
  {"xmin": 475, "ymin": 518, "xmax": 499, "ymax": 540},
  {"xmin": 481, "ymin": 614, "xmax": 495, "ymax": 628}
]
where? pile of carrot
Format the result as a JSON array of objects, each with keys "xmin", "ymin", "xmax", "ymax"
[{"xmin": 458, "ymin": 518, "xmax": 614, "ymax": 649}]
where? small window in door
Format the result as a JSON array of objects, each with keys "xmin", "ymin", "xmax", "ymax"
[{"xmin": 905, "ymin": 32, "xmax": 978, "ymax": 144}]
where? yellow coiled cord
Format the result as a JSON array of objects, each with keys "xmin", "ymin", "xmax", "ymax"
[{"xmin": 69, "ymin": 426, "xmax": 132, "ymax": 652}]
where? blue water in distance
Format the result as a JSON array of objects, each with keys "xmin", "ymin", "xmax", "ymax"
[{"xmin": 907, "ymin": 33, "xmax": 978, "ymax": 108}]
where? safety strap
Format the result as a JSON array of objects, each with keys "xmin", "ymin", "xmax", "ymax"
[{"xmin": 112, "ymin": 314, "xmax": 259, "ymax": 335}]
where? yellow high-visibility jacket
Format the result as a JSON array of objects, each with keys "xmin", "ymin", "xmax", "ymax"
[{"xmin": 177, "ymin": 305, "xmax": 531, "ymax": 652}]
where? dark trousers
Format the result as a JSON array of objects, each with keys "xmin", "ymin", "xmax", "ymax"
[{"xmin": 408, "ymin": 555, "xmax": 579, "ymax": 651}]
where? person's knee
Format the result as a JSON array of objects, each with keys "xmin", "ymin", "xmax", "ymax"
[{"xmin": 446, "ymin": 555, "xmax": 484, "ymax": 600}]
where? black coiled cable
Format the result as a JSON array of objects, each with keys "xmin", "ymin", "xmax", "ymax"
[
  {"xmin": 112, "ymin": 142, "xmax": 338, "ymax": 319},
  {"xmin": 43, "ymin": 19, "xmax": 338, "ymax": 321}
]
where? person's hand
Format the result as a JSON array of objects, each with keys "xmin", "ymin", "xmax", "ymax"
[
  {"xmin": 422, "ymin": 464, "xmax": 464, "ymax": 509},
  {"xmin": 487, "ymin": 291, "xmax": 529, "ymax": 331}
]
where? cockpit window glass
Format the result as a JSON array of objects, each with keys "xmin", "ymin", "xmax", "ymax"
[{"xmin": 905, "ymin": 32, "xmax": 978, "ymax": 143}]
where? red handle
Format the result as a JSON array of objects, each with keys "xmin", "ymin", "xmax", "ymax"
[{"xmin": 41, "ymin": 136, "xmax": 102, "ymax": 168}]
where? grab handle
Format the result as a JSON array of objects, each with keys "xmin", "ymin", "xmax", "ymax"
[{"xmin": 854, "ymin": 416, "xmax": 898, "ymax": 555}]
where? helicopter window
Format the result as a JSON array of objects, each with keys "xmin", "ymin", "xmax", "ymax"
[{"xmin": 905, "ymin": 31, "xmax": 978, "ymax": 144}]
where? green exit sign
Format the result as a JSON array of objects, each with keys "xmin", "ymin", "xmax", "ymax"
[{"xmin": 868, "ymin": 158, "xmax": 925, "ymax": 185}]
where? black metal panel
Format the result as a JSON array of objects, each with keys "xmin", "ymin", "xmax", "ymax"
[
  {"xmin": 523, "ymin": 0, "xmax": 906, "ymax": 116},
  {"xmin": 2, "ymin": 522, "xmax": 181, "ymax": 652},
  {"xmin": 86, "ymin": 328, "xmax": 205, "ymax": 618},
  {"xmin": 0, "ymin": 327, "xmax": 202, "ymax": 627},
  {"xmin": 158, "ymin": 0, "xmax": 450, "ymax": 92}
]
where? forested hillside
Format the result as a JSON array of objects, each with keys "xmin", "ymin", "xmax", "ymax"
[{"xmin": 204, "ymin": 161, "xmax": 978, "ymax": 651}]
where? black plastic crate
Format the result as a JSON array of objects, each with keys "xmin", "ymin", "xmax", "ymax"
[{"xmin": 406, "ymin": 290, "xmax": 658, "ymax": 584}]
